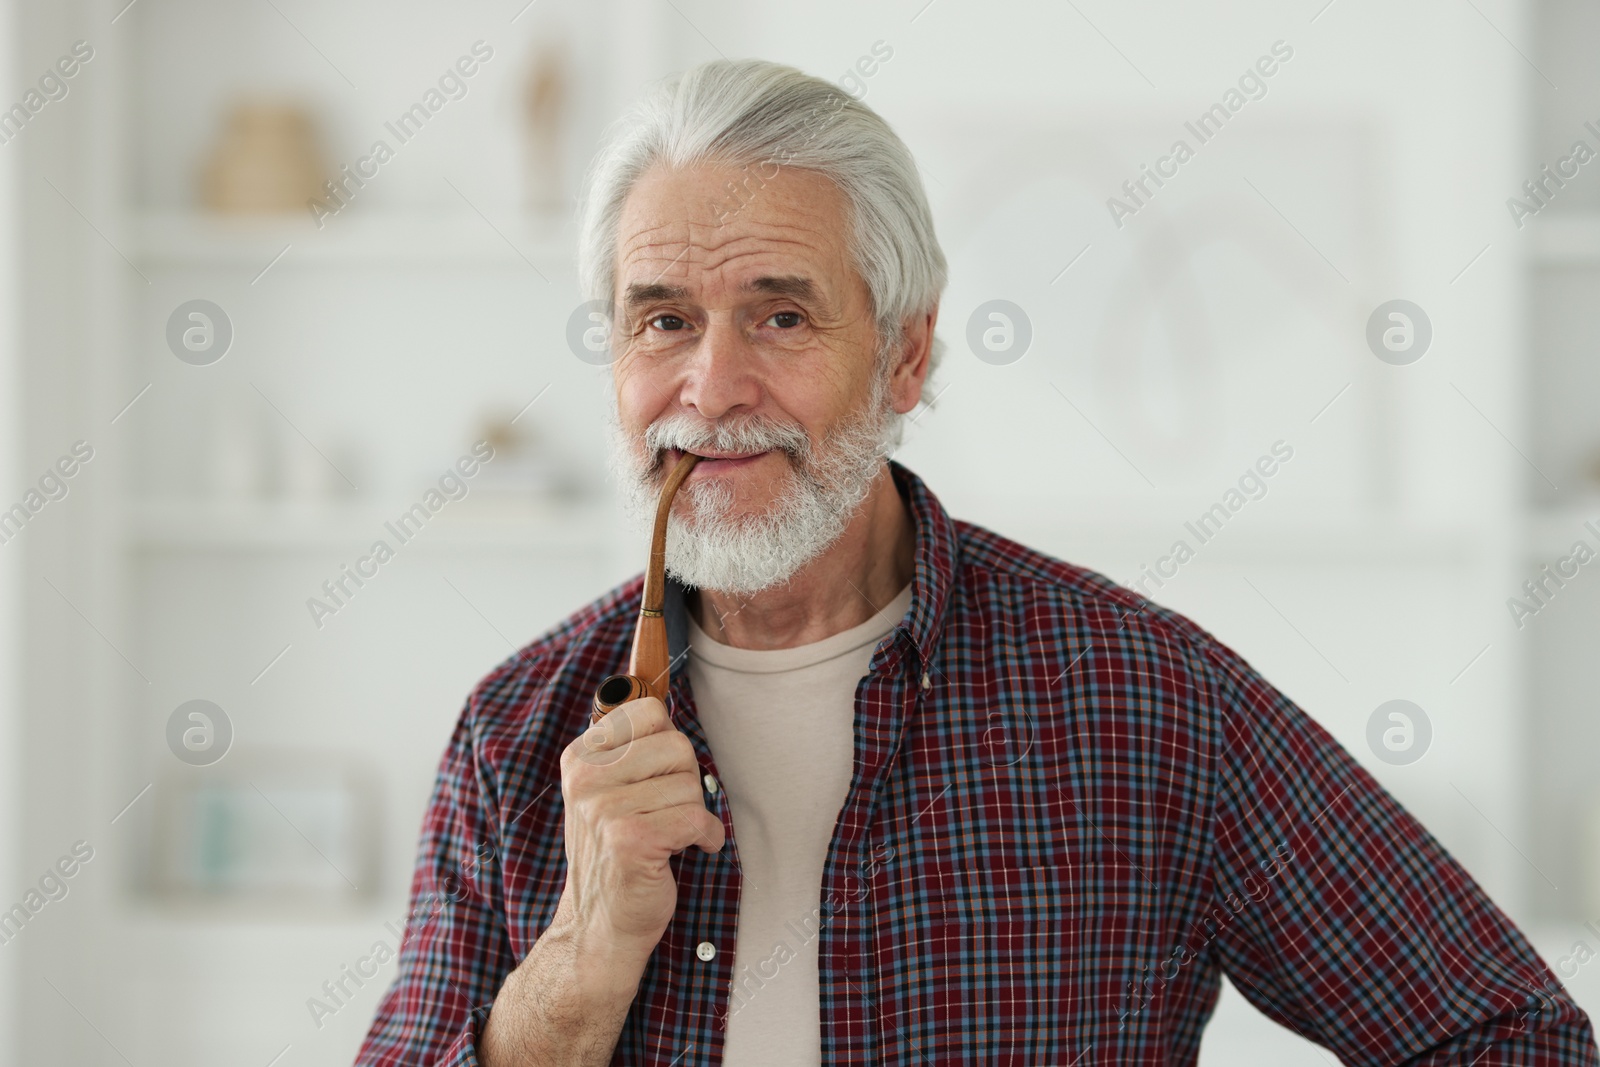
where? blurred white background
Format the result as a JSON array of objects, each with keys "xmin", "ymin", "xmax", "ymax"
[{"xmin": 2, "ymin": 0, "xmax": 1599, "ymax": 1062}]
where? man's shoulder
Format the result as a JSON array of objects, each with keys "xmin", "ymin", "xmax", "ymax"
[
  {"xmin": 951, "ymin": 517, "xmax": 1223, "ymax": 657},
  {"xmin": 948, "ymin": 516, "xmax": 1284, "ymax": 715}
]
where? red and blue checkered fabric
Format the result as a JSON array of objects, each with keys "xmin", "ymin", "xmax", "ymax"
[{"xmin": 357, "ymin": 462, "xmax": 1597, "ymax": 1065}]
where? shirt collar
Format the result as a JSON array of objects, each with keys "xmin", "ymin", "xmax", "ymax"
[{"xmin": 664, "ymin": 460, "xmax": 958, "ymax": 672}]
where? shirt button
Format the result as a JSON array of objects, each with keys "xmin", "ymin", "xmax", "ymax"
[
  {"xmin": 696, "ymin": 941, "xmax": 717, "ymax": 961},
  {"xmin": 703, "ymin": 773, "xmax": 719, "ymax": 795}
]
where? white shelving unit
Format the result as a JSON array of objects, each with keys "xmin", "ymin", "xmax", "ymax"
[
  {"xmin": 127, "ymin": 208, "xmax": 576, "ymax": 269},
  {"xmin": 11, "ymin": 3, "xmax": 649, "ymax": 1062},
  {"xmin": 127, "ymin": 496, "xmax": 621, "ymax": 552}
]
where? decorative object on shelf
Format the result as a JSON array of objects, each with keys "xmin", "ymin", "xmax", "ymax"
[
  {"xmin": 1583, "ymin": 443, "xmax": 1600, "ymax": 493},
  {"xmin": 150, "ymin": 751, "xmax": 379, "ymax": 906},
  {"xmin": 470, "ymin": 407, "xmax": 581, "ymax": 500},
  {"xmin": 200, "ymin": 100, "xmax": 328, "ymax": 214},
  {"xmin": 522, "ymin": 42, "xmax": 570, "ymax": 216}
]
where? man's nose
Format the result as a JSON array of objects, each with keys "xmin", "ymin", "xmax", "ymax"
[{"xmin": 677, "ymin": 313, "xmax": 761, "ymax": 420}]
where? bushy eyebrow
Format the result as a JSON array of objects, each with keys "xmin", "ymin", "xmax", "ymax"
[
  {"xmin": 622, "ymin": 281, "xmax": 689, "ymax": 313},
  {"xmin": 742, "ymin": 275, "xmax": 821, "ymax": 304},
  {"xmin": 621, "ymin": 274, "xmax": 829, "ymax": 315}
]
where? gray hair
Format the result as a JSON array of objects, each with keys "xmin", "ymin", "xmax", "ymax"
[{"xmin": 577, "ymin": 58, "xmax": 947, "ymax": 375}]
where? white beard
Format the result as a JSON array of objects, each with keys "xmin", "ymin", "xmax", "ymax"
[{"xmin": 607, "ymin": 378, "xmax": 900, "ymax": 596}]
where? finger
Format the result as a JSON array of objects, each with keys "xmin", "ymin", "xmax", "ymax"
[
  {"xmin": 569, "ymin": 724, "xmax": 696, "ymax": 784},
  {"xmin": 627, "ymin": 769, "xmax": 709, "ymax": 815},
  {"xmin": 693, "ymin": 808, "xmax": 726, "ymax": 853},
  {"xmin": 600, "ymin": 729, "xmax": 699, "ymax": 785},
  {"xmin": 568, "ymin": 699, "xmax": 673, "ymax": 769},
  {"xmin": 577, "ymin": 697, "xmax": 671, "ymax": 754},
  {"xmin": 645, "ymin": 805, "xmax": 724, "ymax": 854},
  {"xmin": 617, "ymin": 695, "xmax": 675, "ymax": 739}
]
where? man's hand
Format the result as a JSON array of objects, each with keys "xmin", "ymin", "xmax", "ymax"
[
  {"xmin": 480, "ymin": 697, "xmax": 724, "ymax": 1066},
  {"xmin": 558, "ymin": 695, "xmax": 726, "ymax": 948}
]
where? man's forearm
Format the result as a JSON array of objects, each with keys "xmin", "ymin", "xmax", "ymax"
[
  {"xmin": 479, "ymin": 917, "xmax": 653, "ymax": 1067},
  {"xmin": 1401, "ymin": 992, "xmax": 1599, "ymax": 1065}
]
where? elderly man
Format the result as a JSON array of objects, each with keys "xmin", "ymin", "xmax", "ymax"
[{"xmin": 359, "ymin": 59, "xmax": 1597, "ymax": 1065}]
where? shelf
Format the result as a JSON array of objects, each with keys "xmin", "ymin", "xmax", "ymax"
[
  {"xmin": 124, "ymin": 497, "xmax": 1600, "ymax": 567},
  {"xmin": 1035, "ymin": 518, "xmax": 1485, "ymax": 565},
  {"xmin": 126, "ymin": 209, "xmax": 577, "ymax": 270},
  {"xmin": 127, "ymin": 496, "xmax": 621, "ymax": 552},
  {"xmin": 927, "ymin": 502, "xmax": 1494, "ymax": 566},
  {"xmin": 122, "ymin": 498, "xmax": 1506, "ymax": 564}
]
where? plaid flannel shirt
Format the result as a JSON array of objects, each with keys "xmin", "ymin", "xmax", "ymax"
[{"xmin": 357, "ymin": 462, "xmax": 1598, "ymax": 1065}]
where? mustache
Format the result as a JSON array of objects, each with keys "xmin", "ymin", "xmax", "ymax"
[{"xmin": 641, "ymin": 413, "xmax": 811, "ymax": 467}]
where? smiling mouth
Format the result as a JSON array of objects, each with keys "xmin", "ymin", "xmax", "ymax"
[{"xmin": 665, "ymin": 447, "xmax": 771, "ymax": 476}]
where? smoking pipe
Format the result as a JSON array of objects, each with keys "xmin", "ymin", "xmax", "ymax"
[{"xmin": 591, "ymin": 451, "xmax": 701, "ymax": 724}]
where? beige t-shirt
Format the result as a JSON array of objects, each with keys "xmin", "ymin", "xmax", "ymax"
[{"xmin": 687, "ymin": 583, "xmax": 912, "ymax": 1066}]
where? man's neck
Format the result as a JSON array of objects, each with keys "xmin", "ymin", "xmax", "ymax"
[{"xmin": 688, "ymin": 465, "xmax": 915, "ymax": 651}]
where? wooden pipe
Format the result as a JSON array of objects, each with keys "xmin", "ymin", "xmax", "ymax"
[{"xmin": 591, "ymin": 451, "xmax": 701, "ymax": 723}]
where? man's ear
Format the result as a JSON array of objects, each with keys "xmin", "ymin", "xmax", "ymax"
[{"xmin": 888, "ymin": 304, "xmax": 938, "ymax": 415}]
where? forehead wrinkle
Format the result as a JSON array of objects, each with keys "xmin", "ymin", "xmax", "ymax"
[
  {"xmin": 619, "ymin": 231, "xmax": 851, "ymax": 318},
  {"xmin": 621, "ymin": 217, "xmax": 832, "ymax": 266},
  {"xmin": 615, "ymin": 163, "xmax": 851, "ymax": 266},
  {"xmin": 615, "ymin": 169, "xmax": 861, "ymax": 319}
]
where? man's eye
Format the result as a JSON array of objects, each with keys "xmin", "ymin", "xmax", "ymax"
[
  {"xmin": 648, "ymin": 314, "xmax": 688, "ymax": 332},
  {"xmin": 766, "ymin": 311, "xmax": 803, "ymax": 328}
]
